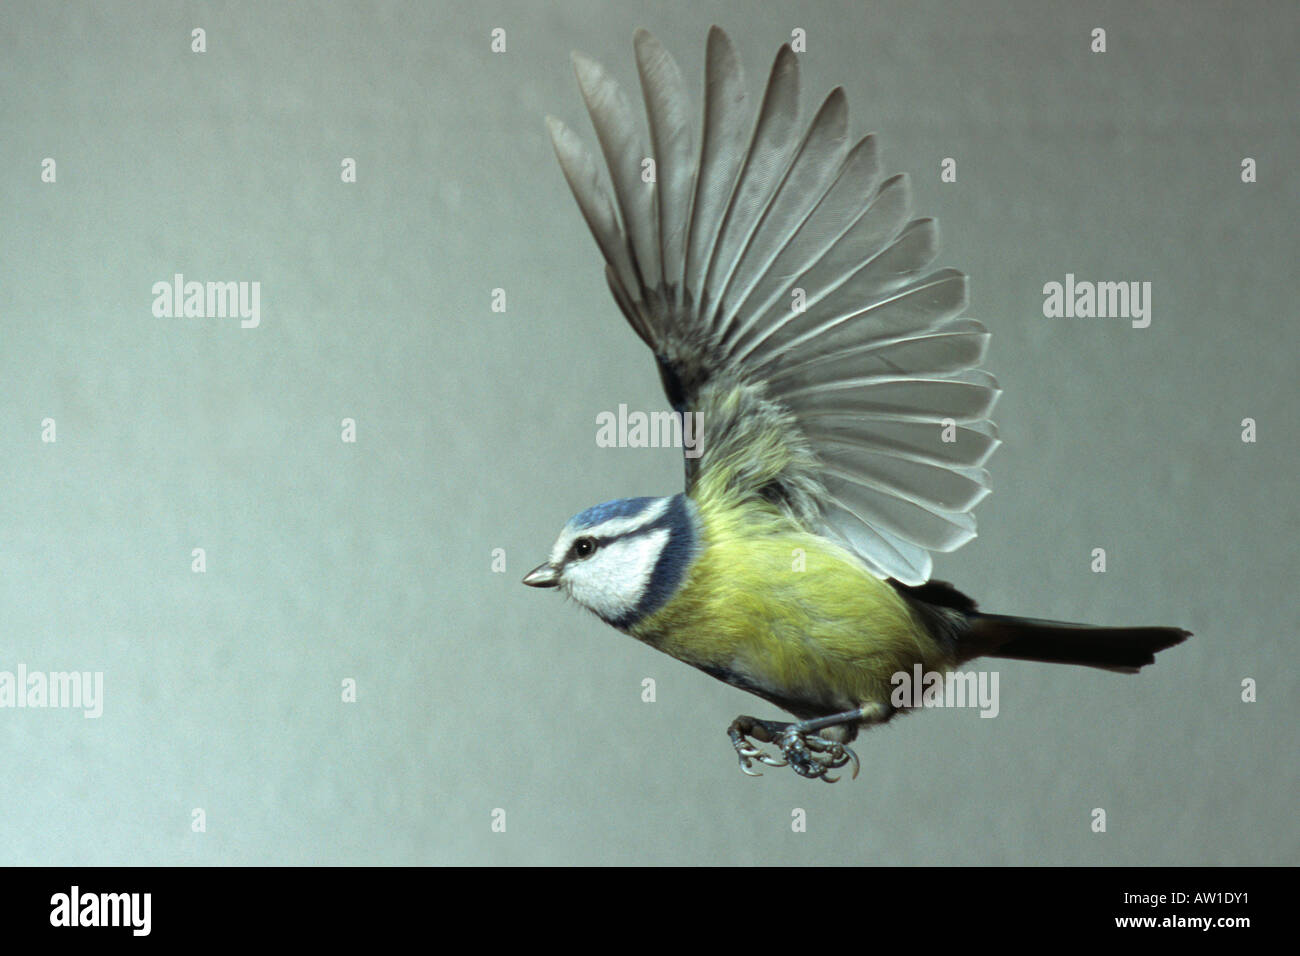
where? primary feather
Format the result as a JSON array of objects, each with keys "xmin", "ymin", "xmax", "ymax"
[{"xmin": 547, "ymin": 26, "xmax": 1000, "ymax": 586}]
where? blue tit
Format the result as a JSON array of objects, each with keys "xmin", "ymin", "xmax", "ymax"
[{"xmin": 525, "ymin": 27, "xmax": 1189, "ymax": 781}]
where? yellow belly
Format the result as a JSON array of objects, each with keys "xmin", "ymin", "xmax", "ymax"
[{"xmin": 630, "ymin": 499, "xmax": 955, "ymax": 715}]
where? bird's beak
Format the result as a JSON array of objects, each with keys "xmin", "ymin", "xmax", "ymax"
[{"xmin": 522, "ymin": 563, "xmax": 561, "ymax": 588}]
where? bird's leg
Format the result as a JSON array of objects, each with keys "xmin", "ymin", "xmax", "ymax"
[{"xmin": 728, "ymin": 703, "xmax": 889, "ymax": 782}]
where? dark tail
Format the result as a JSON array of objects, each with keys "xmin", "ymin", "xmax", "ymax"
[{"xmin": 965, "ymin": 613, "xmax": 1191, "ymax": 673}]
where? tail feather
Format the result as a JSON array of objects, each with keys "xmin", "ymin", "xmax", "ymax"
[{"xmin": 965, "ymin": 613, "xmax": 1190, "ymax": 673}]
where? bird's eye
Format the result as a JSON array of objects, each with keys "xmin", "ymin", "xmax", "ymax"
[{"xmin": 573, "ymin": 537, "xmax": 597, "ymax": 559}]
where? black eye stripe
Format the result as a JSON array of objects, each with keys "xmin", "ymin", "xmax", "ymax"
[
  {"xmin": 571, "ymin": 511, "xmax": 673, "ymax": 549},
  {"xmin": 565, "ymin": 529, "xmax": 634, "ymax": 560}
]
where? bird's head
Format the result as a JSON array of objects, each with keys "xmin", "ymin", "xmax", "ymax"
[{"xmin": 523, "ymin": 494, "xmax": 700, "ymax": 629}]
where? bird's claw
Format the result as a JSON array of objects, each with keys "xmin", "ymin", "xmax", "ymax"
[{"xmin": 729, "ymin": 726, "xmax": 788, "ymax": 776}]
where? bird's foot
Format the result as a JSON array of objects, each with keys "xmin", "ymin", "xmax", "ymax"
[
  {"xmin": 727, "ymin": 715, "xmax": 860, "ymax": 783},
  {"xmin": 776, "ymin": 728, "xmax": 859, "ymax": 783}
]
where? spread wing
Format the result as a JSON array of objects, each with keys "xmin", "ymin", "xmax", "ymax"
[{"xmin": 547, "ymin": 26, "xmax": 999, "ymax": 586}]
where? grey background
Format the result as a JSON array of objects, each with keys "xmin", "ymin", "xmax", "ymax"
[{"xmin": 1, "ymin": 0, "xmax": 1295, "ymax": 865}]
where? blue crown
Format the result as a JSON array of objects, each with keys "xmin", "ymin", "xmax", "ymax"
[{"xmin": 570, "ymin": 496, "xmax": 662, "ymax": 530}]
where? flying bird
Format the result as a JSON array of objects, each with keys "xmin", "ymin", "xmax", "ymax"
[{"xmin": 526, "ymin": 27, "xmax": 1189, "ymax": 781}]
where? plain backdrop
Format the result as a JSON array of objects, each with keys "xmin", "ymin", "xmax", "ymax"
[{"xmin": 1, "ymin": 0, "xmax": 1295, "ymax": 865}]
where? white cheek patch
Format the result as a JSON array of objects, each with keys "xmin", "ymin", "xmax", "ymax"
[{"xmin": 565, "ymin": 528, "xmax": 668, "ymax": 623}]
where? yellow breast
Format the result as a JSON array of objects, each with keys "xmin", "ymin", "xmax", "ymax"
[{"xmin": 631, "ymin": 497, "xmax": 954, "ymax": 714}]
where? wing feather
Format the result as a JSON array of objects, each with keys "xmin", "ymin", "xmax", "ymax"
[
  {"xmin": 700, "ymin": 45, "xmax": 802, "ymax": 321},
  {"xmin": 748, "ymin": 268, "xmax": 968, "ymax": 376},
  {"xmin": 546, "ymin": 115, "xmax": 643, "ymax": 316},
  {"xmin": 803, "ymin": 416, "xmax": 999, "ymax": 470},
  {"xmin": 634, "ymin": 29, "xmax": 695, "ymax": 307},
  {"xmin": 683, "ymin": 27, "xmax": 750, "ymax": 301},
  {"xmin": 572, "ymin": 52, "xmax": 663, "ymax": 295}
]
